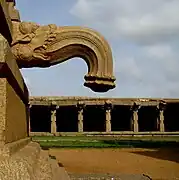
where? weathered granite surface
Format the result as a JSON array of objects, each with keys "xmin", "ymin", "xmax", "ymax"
[{"xmin": 0, "ymin": 142, "xmax": 70, "ymax": 180}]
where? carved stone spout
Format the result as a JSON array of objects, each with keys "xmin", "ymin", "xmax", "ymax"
[{"xmin": 11, "ymin": 21, "xmax": 116, "ymax": 92}]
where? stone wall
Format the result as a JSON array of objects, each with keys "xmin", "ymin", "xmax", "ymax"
[
  {"xmin": 0, "ymin": 34, "xmax": 28, "ymax": 144},
  {"xmin": 6, "ymin": 81, "xmax": 28, "ymax": 143}
]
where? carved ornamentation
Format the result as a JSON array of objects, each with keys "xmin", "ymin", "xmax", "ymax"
[
  {"xmin": 104, "ymin": 100, "xmax": 113, "ymax": 110},
  {"xmin": 11, "ymin": 21, "xmax": 116, "ymax": 92},
  {"xmin": 130, "ymin": 102, "xmax": 141, "ymax": 111},
  {"xmin": 76, "ymin": 101, "xmax": 86, "ymax": 112},
  {"xmin": 157, "ymin": 101, "xmax": 167, "ymax": 111}
]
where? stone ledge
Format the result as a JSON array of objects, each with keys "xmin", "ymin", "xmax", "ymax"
[
  {"xmin": 0, "ymin": 137, "xmax": 31, "ymax": 157},
  {"xmin": 0, "ymin": 142, "xmax": 41, "ymax": 180},
  {"xmin": 30, "ymin": 131, "xmax": 179, "ymax": 137},
  {"xmin": 0, "ymin": 141, "xmax": 69, "ymax": 180}
]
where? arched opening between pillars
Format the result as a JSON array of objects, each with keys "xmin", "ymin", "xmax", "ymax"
[
  {"xmin": 164, "ymin": 103, "xmax": 179, "ymax": 132},
  {"xmin": 111, "ymin": 105, "xmax": 131, "ymax": 131},
  {"xmin": 56, "ymin": 106, "xmax": 78, "ymax": 132},
  {"xmin": 30, "ymin": 105, "xmax": 51, "ymax": 132},
  {"xmin": 138, "ymin": 106, "xmax": 158, "ymax": 132},
  {"xmin": 83, "ymin": 105, "xmax": 105, "ymax": 132}
]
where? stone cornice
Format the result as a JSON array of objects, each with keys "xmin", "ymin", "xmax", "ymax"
[{"xmin": 29, "ymin": 96, "xmax": 179, "ymax": 106}]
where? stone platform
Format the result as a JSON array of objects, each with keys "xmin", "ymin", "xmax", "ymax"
[{"xmin": 0, "ymin": 140, "xmax": 70, "ymax": 180}]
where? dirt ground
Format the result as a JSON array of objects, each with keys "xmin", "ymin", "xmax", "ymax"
[{"xmin": 49, "ymin": 148, "xmax": 179, "ymax": 180}]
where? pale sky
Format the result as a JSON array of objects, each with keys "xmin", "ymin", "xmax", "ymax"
[{"xmin": 16, "ymin": 0, "xmax": 179, "ymax": 98}]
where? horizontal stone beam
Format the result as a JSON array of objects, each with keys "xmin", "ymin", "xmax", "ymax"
[{"xmin": 29, "ymin": 101, "xmax": 160, "ymax": 107}]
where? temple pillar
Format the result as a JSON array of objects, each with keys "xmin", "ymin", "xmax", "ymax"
[
  {"xmin": 131, "ymin": 102, "xmax": 140, "ymax": 132},
  {"xmin": 159, "ymin": 110, "xmax": 165, "ymax": 132},
  {"xmin": 77, "ymin": 102, "xmax": 85, "ymax": 133},
  {"xmin": 157, "ymin": 102, "xmax": 166, "ymax": 132},
  {"xmin": 106, "ymin": 110, "xmax": 111, "ymax": 132},
  {"xmin": 105, "ymin": 100, "xmax": 113, "ymax": 132},
  {"xmin": 51, "ymin": 106, "xmax": 57, "ymax": 134}
]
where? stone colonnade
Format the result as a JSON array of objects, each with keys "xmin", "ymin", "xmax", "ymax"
[
  {"xmin": 129, "ymin": 102, "xmax": 166, "ymax": 133},
  {"xmin": 29, "ymin": 101, "xmax": 167, "ymax": 134}
]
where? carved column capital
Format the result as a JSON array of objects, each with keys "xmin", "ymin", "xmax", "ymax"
[
  {"xmin": 157, "ymin": 101, "xmax": 167, "ymax": 111},
  {"xmin": 104, "ymin": 100, "xmax": 113, "ymax": 111},
  {"xmin": 51, "ymin": 101, "xmax": 57, "ymax": 106},
  {"xmin": 50, "ymin": 101, "xmax": 59, "ymax": 111},
  {"xmin": 76, "ymin": 101, "xmax": 86, "ymax": 111},
  {"xmin": 50, "ymin": 106, "xmax": 58, "ymax": 118},
  {"xmin": 131, "ymin": 102, "xmax": 141, "ymax": 111}
]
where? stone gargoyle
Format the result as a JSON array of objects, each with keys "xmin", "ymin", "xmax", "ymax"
[{"xmin": 11, "ymin": 20, "xmax": 116, "ymax": 92}]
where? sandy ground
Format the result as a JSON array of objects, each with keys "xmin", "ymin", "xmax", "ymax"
[{"xmin": 49, "ymin": 148, "xmax": 179, "ymax": 180}]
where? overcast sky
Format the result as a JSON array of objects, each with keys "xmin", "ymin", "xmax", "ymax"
[{"xmin": 16, "ymin": 0, "xmax": 179, "ymax": 98}]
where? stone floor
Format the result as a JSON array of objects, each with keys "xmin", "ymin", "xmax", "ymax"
[
  {"xmin": 49, "ymin": 148, "xmax": 179, "ymax": 180},
  {"xmin": 69, "ymin": 173, "xmax": 151, "ymax": 180}
]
